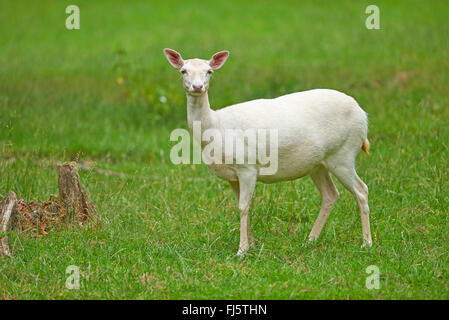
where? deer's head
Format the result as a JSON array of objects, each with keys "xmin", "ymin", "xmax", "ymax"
[{"xmin": 163, "ymin": 48, "xmax": 229, "ymax": 96}]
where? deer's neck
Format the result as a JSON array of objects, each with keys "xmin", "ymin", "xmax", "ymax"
[{"xmin": 186, "ymin": 92, "xmax": 216, "ymax": 133}]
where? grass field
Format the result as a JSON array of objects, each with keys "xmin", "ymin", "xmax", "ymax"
[{"xmin": 0, "ymin": 0, "xmax": 448, "ymax": 299}]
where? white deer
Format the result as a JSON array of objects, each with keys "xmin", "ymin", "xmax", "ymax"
[{"xmin": 163, "ymin": 48, "xmax": 372, "ymax": 255}]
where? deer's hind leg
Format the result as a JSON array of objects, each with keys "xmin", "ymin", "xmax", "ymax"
[
  {"xmin": 308, "ymin": 165, "xmax": 340, "ymax": 242},
  {"xmin": 330, "ymin": 165, "xmax": 372, "ymax": 247},
  {"xmin": 326, "ymin": 147, "xmax": 372, "ymax": 247}
]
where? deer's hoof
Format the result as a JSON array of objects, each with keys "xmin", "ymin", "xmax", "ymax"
[
  {"xmin": 361, "ymin": 240, "xmax": 373, "ymax": 248},
  {"xmin": 236, "ymin": 246, "xmax": 249, "ymax": 257},
  {"xmin": 306, "ymin": 235, "xmax": 318, "ymax": 245}
]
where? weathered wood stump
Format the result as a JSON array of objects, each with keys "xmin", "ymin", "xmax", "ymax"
[
  {"xmin": 1, "ymin": 161, "xmax": 98, "ymax": 257},
  {"xmin": 57, "ymin": 161, "xmax": 97, "ymax": 221},
  {"xmin": 0, "ymin": 191, "xmax": 19, "ymax": 256}
]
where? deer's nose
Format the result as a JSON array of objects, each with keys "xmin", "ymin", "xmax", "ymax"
[{"xmin": 192, "ymin": 84, "xmax": 203, "ymax": 92}]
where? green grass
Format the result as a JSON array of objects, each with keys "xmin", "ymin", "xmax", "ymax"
[{"xmin": 1, "ymin": 0, "xmax": 448, "ymax": 299}]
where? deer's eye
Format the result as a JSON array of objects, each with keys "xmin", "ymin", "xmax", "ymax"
[
  {"xmin": 207, "ymin": 70, "xmax": 213, "ymax": 75},
  {"xmin": 180, "ymin": 69, "xmax": 187, "ymax": 75}
]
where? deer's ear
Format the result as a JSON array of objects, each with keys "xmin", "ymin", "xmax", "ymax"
[
  {"xmin": 210, "ymin": 51, "xmax": 229, "ymax": 70},
  {"xmin": 163, "ymin": 48, "xmax": 184, "ymax": 69}
]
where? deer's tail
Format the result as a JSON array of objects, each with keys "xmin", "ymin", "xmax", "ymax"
[{"xmin": 362, "ymin": 138, "xmax": 370, "ymax": 155}]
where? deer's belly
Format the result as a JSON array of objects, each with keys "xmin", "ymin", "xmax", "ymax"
[
  {"xmin": 205, "ymin": 161, "xmax": 315, "ymax": 184},
  {"xmin": 204, "ymin": 147, "xmax": 322, "ymax": 183},
  {"xmin": 257, "ymin": 166, "xmax": 310, "ymax": 183},
  {"xmin": 206, "ymin": 163, "xmax": 239, "ymax": 181}
]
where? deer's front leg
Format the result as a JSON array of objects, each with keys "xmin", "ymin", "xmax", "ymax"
[
  {"xmin": 230, "ymin": 180, "xmax": 255, "ymax": 249},
  {"xmin": 236, "ymin": 170, "xmax": 257, "ymax": 256}
]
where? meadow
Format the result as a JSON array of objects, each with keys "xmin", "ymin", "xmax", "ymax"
[{"xmin": 0, "ymin": 0, "xmax": 448, "ymax": 299}]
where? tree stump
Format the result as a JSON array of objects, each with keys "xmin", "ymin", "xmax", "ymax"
[
  {"xmin": 57, "ymin": 161, "xmax": 97, "ymax": 222},
  {"xmin": 0, "ymin": 191, "xmax": 19, "ymax": 257},
  {"xmin": 1, "ymin": 162, "xmax": 98, "ymax": 257}
]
